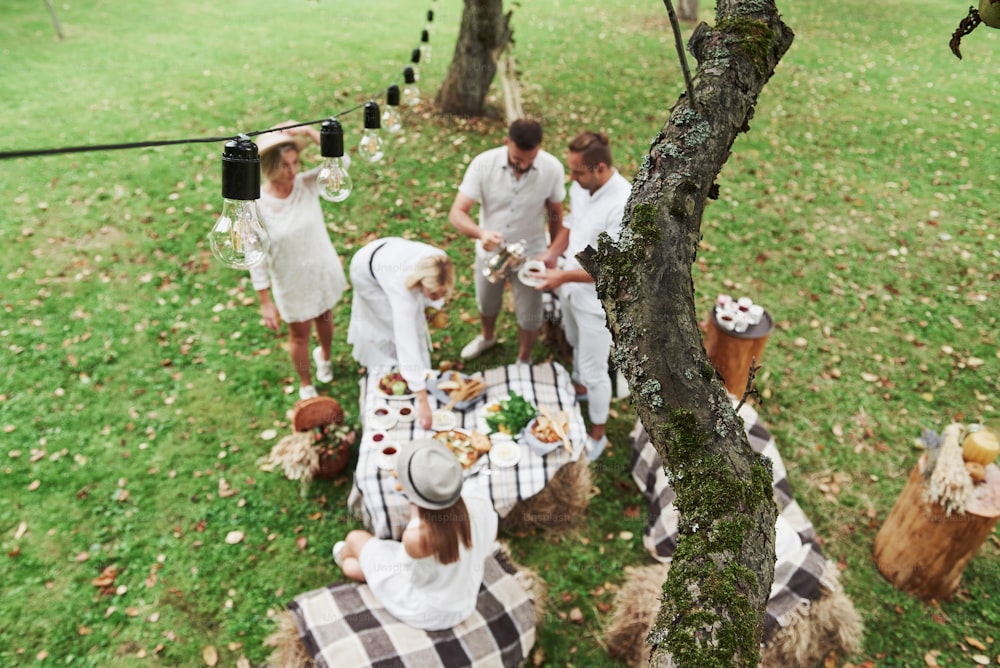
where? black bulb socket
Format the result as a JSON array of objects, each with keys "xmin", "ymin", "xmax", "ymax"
[
  {"xmin": 320, "ymin": 118, "xmax": 345, "ymax": 158},
  {"xmin": 386, "ymin": 85, "xmax": 401, "ymax": 107},
  {"xmin": 364, "ymin": 101, "xmax": 381, "ymax": 130},
  {"xmin": 404, "ymin": 67, "xmax": 416, "ymax": 85},
  {"xmin": 221, "ymin": 135, "xmax": 260, "ymax": 201},
  {"xmin": 421, "ymin": 29, "xmax": 429, "ymax": 43},
  {"xmin": 411, "ymin": 48, "xmax": 421, "ymax": 64},
  {"xmin": 427, "ymin": 9, "xmax": 434, "ymax": 21}
]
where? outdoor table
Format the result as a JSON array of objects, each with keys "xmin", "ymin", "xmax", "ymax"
[{"xmin": 347, "ymin": 361, "xmax": 588, "ymax": 540}]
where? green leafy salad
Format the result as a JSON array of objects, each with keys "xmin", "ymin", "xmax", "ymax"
[{"xmin": 484, "ymin": 392, "xmax": 537, "ymax": 436}]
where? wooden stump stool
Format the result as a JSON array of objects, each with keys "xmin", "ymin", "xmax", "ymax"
[
  {"xmin": 873, "ymin": 455, "xmax": 1000, "ymax": 601},
  {"xmin": 703, "ymin": 308, "xmax": 774, "ymax": 396}
]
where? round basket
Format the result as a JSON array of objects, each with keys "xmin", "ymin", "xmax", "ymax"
[
  {"xmin": 293, "ymin": 396, "xmax": 344, "ymax": 432},
  {"xmin": 292, "ymin": 397, "xmax": 351, "ymax": 479}
]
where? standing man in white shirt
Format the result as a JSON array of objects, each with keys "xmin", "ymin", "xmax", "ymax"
[
  {"xmin": 448, "ymin": 119, "xmax": 565, "ymax": 364},
  {"xmin": 534, "ymin": 131, "xmax": 631, "ymax": 460}
]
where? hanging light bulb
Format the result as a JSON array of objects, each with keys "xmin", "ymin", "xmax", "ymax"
[
  {"xmin": 402, "ymin": 66, "xmax": 421, "ymax": 107},
  {"xmin": 358, "ymin": 101, "xmax": 385, "ymax": 163},
  {"xmin": 420, "ymin": 29, "xmax": 431, "ymax": 63},
  {"xmin": 318, "ymin": 118, "xmax": 352, "ymax": 202},
  {"xmin": 382, "ymin": 85, "xmax": 403, "ymax": 134},
  {"xmin": 209, "ymin": 136, "xmax": 269, "ymax": 270},
  {"xmin": 409, "ymin": 48, "xmax": 421, "ymax": 82}
]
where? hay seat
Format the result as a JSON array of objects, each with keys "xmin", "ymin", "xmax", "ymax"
[
  {"xmin": 281, "ymin": 550, "xmax": 536, "ymax": 668},
  {"xmin": 606, "ymin": 402, "xmax": 863, "ymax": 667}
]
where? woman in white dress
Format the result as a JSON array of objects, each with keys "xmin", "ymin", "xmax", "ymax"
[
  {"xmin": 249, "ymin": 122, "xmax": 347, "ymax": 400},
  {"xmin": 333, "ymin": 438, "xmax": 499, "ymax": 631},
  {"xmin": 348, "ymin": 237, "xmax": 455, "ymax": 429}
]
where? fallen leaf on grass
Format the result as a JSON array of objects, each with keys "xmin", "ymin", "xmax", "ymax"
[
  {"xmin": 92, "ymin": 565, "xmax": 118, "ymax": 588},
  {"xmin": 966, "ymin": 637, "xmax": 987, "ymax": 651},
  {"xmin": 202, "ymin": 645, "xmax": 219, "ymax": 666},
  {"xmin": 225, "ymin": 531, "xmax": 244, "ymax": 545},
  {"xmin": 296, "ymin": 536, "xmax": 308, "ymax": 551},
  {"xmin": 568, "ymin": 607, "xmax": 584, "ymax": 623}
]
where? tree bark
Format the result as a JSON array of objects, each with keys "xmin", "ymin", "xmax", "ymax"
[
  {"xmin": 579, "ymin": 1, "xmax": 794, "ymax": 665},
  {"xmin": 436, "ymin": 0, "xmax": 510, "ymax": 117}
]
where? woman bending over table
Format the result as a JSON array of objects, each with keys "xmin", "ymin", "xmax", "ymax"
[
  {"xmin": 333, "ymin": 439, "xmax": 499, "ymax": 631},
  {"xmin": 347, "ymin": 237, "xmax": 455, "ymax": 430}
]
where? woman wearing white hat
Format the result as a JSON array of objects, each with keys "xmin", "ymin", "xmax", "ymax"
[
  {"xmin": 333, "ymin": 439, "xmax": 499, "ymax": 630},
  {"xmin": 249, "ymin": 121, "xmax": 348, "ymax": 400}
]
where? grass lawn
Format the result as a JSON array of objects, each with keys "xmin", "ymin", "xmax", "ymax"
[{"xmin": 1, "ymin": 0, "xmax": 998, "ymax": 666}]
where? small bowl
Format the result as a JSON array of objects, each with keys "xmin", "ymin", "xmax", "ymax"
[
  {"xmin": 396, "ymin": 405, "xmax": 416, "ymax": 423},
  {"xmin": 369, "ymin": 407, "xmax": 397, "ymax": 431},
  {"xmin": 369, "ymin": 430, "xmax": 389, "ymax": 446},
  {"xmin": 432, "ymin": 409, "xmax": 458, "ymax": 431},
  {"xmin": 377, "ymin": 443, "xmax": 400, "ymax": 470}
]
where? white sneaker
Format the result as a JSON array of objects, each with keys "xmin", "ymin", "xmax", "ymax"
[
  {"xmin": 299, "ymin": 385, "xmax": 318, "ymax": 400},
  {"xmin": 312, "ymin": 346, "xmax": 333, "ymax": 383},
  {"xmin": 461, "ymin": 335, "xmax": 497, "ymax": 360},
  {"xmin": 332, "ymin": 540, "xmax": 346, "ymax": 567},
  {"xmin": 587, "ymin": 435, "xmax": 608, "ymax": 462}
]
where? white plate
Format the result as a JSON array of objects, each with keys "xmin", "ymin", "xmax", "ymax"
[
  {"xmin": 396, "ymin": 405, "xmax": 416, "ymax": 422},
  {"xmin": 490, "ymin": 441, "xmax": 521, "ymax": 468},
  {"xmin": 375, "ymin": 388, "xmax": 416, "ymax": 401},
  {"xmin": 432, "ymin": 409, "xmax": 458, "ymax": 431},
  {"xmin": 369, "ymin": 409, "xmax": 397, "ymax": 431},
  {"xmin": 517, "ymin": 262, "xmax": 546, "ymax": 288},
  {"xmin": 376, "ymin": 450, "xmax": 399, "ymax": 470},
  {"xmin": 522, "ymin": 417, "xmax": 565, "ymax": 456}
]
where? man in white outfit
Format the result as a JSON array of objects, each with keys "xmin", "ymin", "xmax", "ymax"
[
  {"xmin": 533, "ymin": 131, "xmax": 630, "ymax": 460},
  {"xmin": 448, "ymin": 119, "xmax": 565, "ymax": 364}
]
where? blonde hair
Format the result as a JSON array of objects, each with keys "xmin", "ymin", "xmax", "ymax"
[
  {"xmin": 418, "ymin": 498, "xmax": 472, "ymax": 565},
  {"xmin": 260, "ymin": 143, "xmax": 299, "ymax": 182},
  {"xmin": 404, "ymin": 254, "xmax": 455, "ymax": 298}
]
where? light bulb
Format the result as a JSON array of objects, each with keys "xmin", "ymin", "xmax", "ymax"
[
  {"xmin": 359, "ymin": 101, "xmax": 385, "ymax": 163},
  {"xmin": 210, "ymin": 136, "xmax": 269, "ymax": 270},
  {"xmin": 409, "ymin": 49, "xmax": 421, "ymax": 82},
  {"xmin": 382, "ymin": 85, "xmax": 403, "ymax": 134},
  {"xmin": 420, "ymin": 29, "xmax": 431, "ymax": 63},
  {"xmin": 211, "ymin": 199, "xmax": 269, "ymax": 269},
  {"xmin": 402, "ymin": 66, "xmax": 421, "ymax": 107},
  {"xmin": 318, "ymin": 118, "xmax": 353, "ymax": 201}
]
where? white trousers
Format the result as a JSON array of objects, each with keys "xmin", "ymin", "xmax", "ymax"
[{"xmin": 561, "ymin": 296, "xmax": 613, "ymax": 425}]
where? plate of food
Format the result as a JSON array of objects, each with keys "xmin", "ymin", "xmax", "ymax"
[
  {"xmin": 483, "ymin": 392, "xmax": 537, "ymax": 438},
  {"xmin": 433, "ymin": 429, "xmax": 492, "ymax": 472},
  {"xmin": 489, "ymin": 439, "xmax": 521, "ymax": 468},
  {"xmin": 375, "ymin": 370, "xmax": 414, "ymax": 400},
  {"xmin": 431, "ymin": 409, "xmax": 458, "ymax": 431},
  {"xmin": 523, "ymin": 409, "xmax": 572, "ymax": 456},
  {"xmin": 428, "ymin": 370, "xmax": 488, "ymax": 410}
]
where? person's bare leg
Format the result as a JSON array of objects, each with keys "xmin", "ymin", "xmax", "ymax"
[
  {"xmin": 288, "ymin": 320, "xmax": 313, "ymax": 386},
  {"xmin": 342, "ymin": 529, "xmax": 373, "ymax": 582},
  {"xmin": 314, "ymin": 310, "xmax": 334, "ymax": 360},
  {"xmin": 517, "ymin": 326, "xmax": 538, "ymax": 364},
  {"xmin": 480, "ymin": 313, "xmax": 498, "ymax": 341}
]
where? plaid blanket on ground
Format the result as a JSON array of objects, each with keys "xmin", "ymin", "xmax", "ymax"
[
  {"xmin": 629, "ymin": 401, "xmax": 836, "ymax": 636},
  {"xmin": 288, "ymin": 550, "xmax": 535, "ymax": 668}
]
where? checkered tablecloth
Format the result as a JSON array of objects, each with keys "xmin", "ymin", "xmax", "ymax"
[
  {"xmin": 348, "ymin": 361, "xmax": 588, "ymax": 540},
  {"xmin": 630, "ymin": 401, "xmax": 835, "ymax": 635},
  {"xmin": 289, "ymin": 549, "xmax": 535, "ymax": 668}
]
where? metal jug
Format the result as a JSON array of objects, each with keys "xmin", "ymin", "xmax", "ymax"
[{"xmin": 482, "ymin": 239, "xmax": 526, "ymax": 284}]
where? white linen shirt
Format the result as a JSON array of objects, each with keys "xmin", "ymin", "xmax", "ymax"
[
  {"xmin": 559, "ymin": 170, "xmax": 631, "ymax": 315},
  {"xmin": 457, "ymin": 146, "xmax": 565, "ymax": 258}
]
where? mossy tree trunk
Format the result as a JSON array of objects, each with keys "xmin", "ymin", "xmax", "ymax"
[
  {"xmin": 579, "ymin": 1, "xmax": 794, "ymax": 665},
  {"xmin": 435, "ymin": 0, "xmax": 511, "ymax": 117}
]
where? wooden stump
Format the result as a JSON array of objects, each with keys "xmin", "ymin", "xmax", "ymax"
[
  {"xmin": 873, "ymin": 456, "xmax": 1000, "ymax": 601},
  {"xmin": 702, "ymin": 308, "xmax": 773, "ymax": 396}
]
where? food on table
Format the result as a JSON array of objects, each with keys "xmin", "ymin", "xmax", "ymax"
[
  {"xmin": 378, "ymin": 371, "xmax": 410, "ymax": 396},
  {"xmin": 436, "ymin": 371, "xmax": 487, "ymax": 406},
  {"xmin": 469, "ymin": 430, "xmax": 492, "ymax": 454},
  {"xmin": 432, "ymin": 409, "xmax": 458, "ymax": 431},
  {"xmin": 433, "ymin": 429, "xmax": 484, "ymax": 469},
  {"xmin": 530, "ymin": 410, "xmax": 570, "ymax": 444},
  {"xmin": 484, "ymin": 392, "xmax": 537, "ymax": 436}
]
